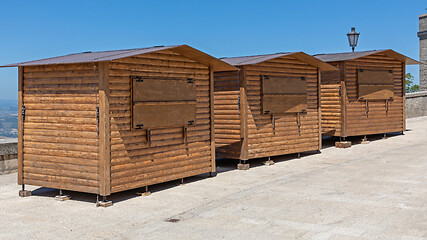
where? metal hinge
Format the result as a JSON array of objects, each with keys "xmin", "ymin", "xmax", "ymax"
[
  {"xmin": 187, "ymin": 78, "xmax": 194, "ymax": 83},
  {"xmin": 96, "ymin": 107, "xmax": 99, "ymax": 134},
  {"xmin": 132, "ymin": 76, "xmax": 143, "ymax": 82},
  {"xmin": 339, "ymin": 86, "xmax": 341, "ymax": 97}
]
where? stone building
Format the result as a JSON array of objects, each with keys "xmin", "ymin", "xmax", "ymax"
[{"xmin": 419, "ymin": 13, "xmax": 427, "ymax": 90}]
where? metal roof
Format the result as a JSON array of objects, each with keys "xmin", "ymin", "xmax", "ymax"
[
  {"xmin": 221, "ymin": 52, "xmax": 294, "ymax": 66},
  {"xmin": 0, "ymin": 45, "xmax": 238, "ymax": 72},
  {"xmin": 313, "ymin": 50, "xmax": 419, "ymax": 65},
  {"xmin": 221, "ymin": 52, "xmax": 337, "ymax": 71}
]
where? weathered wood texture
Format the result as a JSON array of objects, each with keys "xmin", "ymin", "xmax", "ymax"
[
  {"xmin": 109, "ymin": 49, "xmax": 214, "ymax": 193},
  {"xmin": 320, "ymin": 53, "xmax": 405, "ymax": 137},
  {"xmin": 214, "ymin": 56, "xmax": 321, "ymax": 160},
  {"xmin": 22, "ymin": 63, "xmax": 100, "ymax": 194}
]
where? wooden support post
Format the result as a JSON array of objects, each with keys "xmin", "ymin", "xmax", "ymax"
[
  {"xmin": 317, "ymin": 68, "xmax": 322, "ymax": 151},
  {"xmin": 98, "ymin": 62, "xmax": 111, "ymax": 196},
  {"xmin": 209, "ymin": 68, "xmax": 216, "ymax": 173},
  {"xmin": 239, "ymin": 66, "xmax": 249, "ymax": 161},
  {"xmin": 402, "ymin": 62, "xmax": 406, "ymax": 132},
  {"xmin": 17, "ymin": 67, "xmax": 24, "ymax": 185},
  {"xmin": 340, "ymin": 62, "xmax": 348, "ymax": 138}
]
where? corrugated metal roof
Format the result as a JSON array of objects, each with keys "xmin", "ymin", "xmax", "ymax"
[
  {"xmin": 313, "ymin": 49, "xmax": 419, "ymax": 65},
  {"xmin": 220, "ymin": 52, "xmax": 294, "ymax": 66},
  {"xmin": 220, "ymin": 52, "xmax": 337, "ymax": 71},
  {"xmin": 0, "ymin": 45, "xmax": 238, "ymax": 71}
]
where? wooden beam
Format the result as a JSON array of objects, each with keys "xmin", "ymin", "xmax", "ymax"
[
  {"xmin": 340, "ymin": 62, "xmax": 348, "ymax": 137},
  {"xmin": 98, "ymin": 62, "xmax": 111, "ymax": 196},
  {"xmin": 209, "ymin": 68, "xmax": 216, "ymax": 172},
  {"xmin": 317, "ymin": 68, "xmax": 322, "ymax": 150},
  {"xmin": 17, "ymin": 67, "xmax": 23, "ymax": 185},
  {"xmin": 239, "ymin": 66, "xmax": 248, "ymax": 160},
  {"xmin": 402, "ymin": 62, "xmax": 406, "ymax": 131}
]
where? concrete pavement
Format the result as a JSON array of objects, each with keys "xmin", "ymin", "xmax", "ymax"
[{"xmin": 0, "ymin": 117, "xmax": 426, "ymax": 239}]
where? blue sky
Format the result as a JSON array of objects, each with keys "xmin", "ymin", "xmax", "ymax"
[{"xmin": 0, "ymin": 0, "xmax": 425, "ymax": 100}]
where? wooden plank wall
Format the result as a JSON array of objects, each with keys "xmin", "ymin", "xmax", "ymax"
[
  {"xmin": 245, "ymin": 56, "xmax": 321, "ymax": 159},
  {"xmin": 213, "ymin": 70, "xmax": 241, "ymax": 159},
  {"xmin": 22, "ymin": 63, "xmax": 100, "ymax": 193},
  {"xmin": 320, "ymin": 62, "xmax": 342, "ymax": 136},
  {"xmin": 344, "ymin": 53, "xmax": 404, "ymax": 136},
  {"xmin": 109, "ymin": 50, "xmax": 213, "ymax": 193}
]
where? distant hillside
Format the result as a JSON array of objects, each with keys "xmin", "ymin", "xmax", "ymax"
[{"xmin": 0, "ymin": 99, "xmax": 18, "ymax": 138}]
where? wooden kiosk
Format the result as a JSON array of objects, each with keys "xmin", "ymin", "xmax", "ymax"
[
  {"xmin": 314, "ymin": 50, "xmax": 418, "ymax": 146},
  {"xmin": 1, "ymin": 45, "xmax": 237, "ymax": 206},
  {"xmin": 214, "ymin": 52, "xmax": 336, "ymax": 169}
]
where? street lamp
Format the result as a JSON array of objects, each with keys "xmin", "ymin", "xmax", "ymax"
[{"xmin": 347, "ymin": 27, "xmax": 360, "ymax": 52}]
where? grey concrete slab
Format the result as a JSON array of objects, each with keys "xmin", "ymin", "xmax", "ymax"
[{"xmin": 1, "ymin": 117, "xmax": 427, "ymax": 239}]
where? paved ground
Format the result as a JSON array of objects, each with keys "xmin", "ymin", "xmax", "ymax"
[{"xmin": 1, "ymin": 117, "xmax": 427, "ymax": 240}]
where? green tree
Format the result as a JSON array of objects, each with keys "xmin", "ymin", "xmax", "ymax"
[{"xmin": 406, "ymin": 73, "xmax": 419, "ymax": 93}]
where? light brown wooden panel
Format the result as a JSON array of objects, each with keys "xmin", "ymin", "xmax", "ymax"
[
  {"xmin": 262, "ymin": 95, "xmax": 307, "ymax": 114},
  {"xmin": 262, "ymin": 75, "xmax": 307, "ymax": 94},
  {"xmin": 22, "ymin": 63, "xmax": 100, "ymax": 194},
  {"xmin": 132, "ymin": 77, "xmax": 196, "ymax": 102},
  {"xmin": 358, "ymin": 69, "xmax": 394, "ymax": 85},
  {"xmin": 133, "ymin": 102, "xmax": 196, "ymax": 129},
  {"xmin": 358, "ymin": 85, "xmax": 394, "ymax": 100}
]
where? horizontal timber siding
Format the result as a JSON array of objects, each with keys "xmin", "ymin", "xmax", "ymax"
[
  {"xmin": 246, "ymin": 56, "xmax": 321, "ymax": 159},
  {"xmin": 320, "ymin": 62, "xmax": 342, "ymax": 136},
  {"xmin": 214, "ymin": 71, "xmax": 241, "ymax": 159},
  {"xmin": 109, "ymin": 49, "xmax": 213, "ymax": 193},
  {"xmin": 22, "ymin": 63, "xmax": 100, "ymax": 194},
  {"xmin": 344, "ymin": 53, "xmax": 404, "ymax": 136}
]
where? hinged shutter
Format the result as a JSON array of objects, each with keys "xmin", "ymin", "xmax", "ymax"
[
  {"xmin": 261, "ymin": 75, "xmax": 307, "ymax": 114},
  {"xmin": 357, "ymin": 69, "xmax": 394, "ymax": 100},
  {"xmin": 131, "ymin": 76, "xmax": 197, "ymax": 129}
]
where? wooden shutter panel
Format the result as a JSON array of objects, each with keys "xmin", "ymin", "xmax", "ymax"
[
  {"xmin": 261, "ymin": 76, "xmax": 307, "ymax": 114},
  {"xmin": 357, "ymin": 70, "xmax": 394, "ymax": 100},
  {"xmin": 131, "ymin": 76, "xmax": 197, "ymax": 129}
]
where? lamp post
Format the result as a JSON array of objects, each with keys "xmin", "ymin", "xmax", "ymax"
[{"xmin": 347, "ymin": 27, "xmax": 360, "ymax": 52}]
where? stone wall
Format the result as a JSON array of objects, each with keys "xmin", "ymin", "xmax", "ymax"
[
  {"xmin": 419, "ymin": 14, "xmax": 427, "ymax": 91},
  {"xmin": 0, "ymin": 141, "xmax": 18, "ymax": 174},
  {"xmin": 406, "ymin": 90, "xmax": 427, "ymax": 118}
]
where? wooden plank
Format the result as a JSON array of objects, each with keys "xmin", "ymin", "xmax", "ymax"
[
  {"xmin": 133, "ymin": 102, "xmax": 196, "ymax": 129},
  {"xmin": 402, "ymin": 63, "xmax": 406, "ymax": 131},
  {"xmin": 341, "ymin": 62, "xmax": 347, "ymax": 137},
  {"xmin": 262, "ymin": 95, "xmax": 307, "ymax": 114},
  {"xmin": 317, "ymin": 68, "xmax": 322, "ymax": 149},
  {"xmin": 18, "ymin": 67, "xmax": 23, "ymax": 185},
  {"xmin": 132, "ymin": 78, "xmax": 196, "ymax": 102},
  {"xmin": 209, "ymin": 68, "xmax": 216, "ymax": 173},
  {"xmin": 357, "ymin": 69, "xmax": 394, "ymax": 84},
  {"xmin": 262, "ymin": 76, "xmax": 307, "ymax": 94},
  {"xmin": 358, "ymin": 85, "xmax": 394, "ymax": 100},
  {"xmin": 240, "ymin": 66, "xmax": 248, "ymax": 160},
  {"xmin": 98, "ymin": 61, "xmax": 111, "ymax": 196}
]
